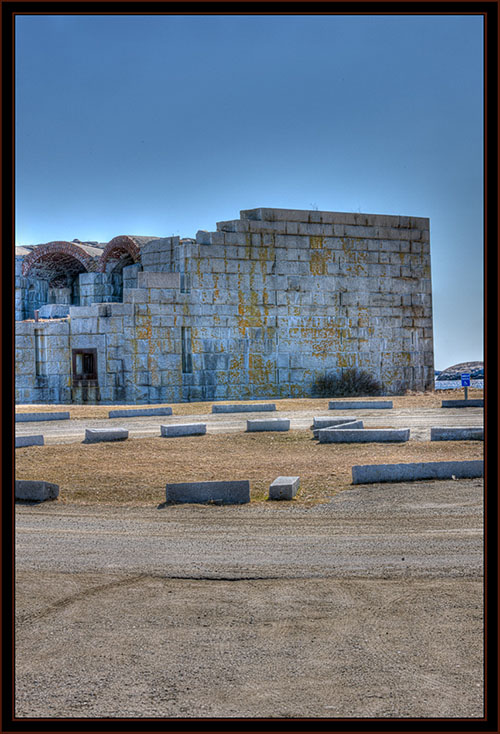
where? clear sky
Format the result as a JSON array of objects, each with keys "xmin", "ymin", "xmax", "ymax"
[{"xmin": 15, "ymin": 14, "xmax": 484, "ymax": 371}]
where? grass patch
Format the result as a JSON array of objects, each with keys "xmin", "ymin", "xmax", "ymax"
[{"xmin": 15, "ymin": 429, "xmax": 484, "ymax": 507}]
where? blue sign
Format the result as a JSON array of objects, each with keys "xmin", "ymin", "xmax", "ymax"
[{"xmin": 461, "ymin": 373, "xmax": 471, "ymax": 387}]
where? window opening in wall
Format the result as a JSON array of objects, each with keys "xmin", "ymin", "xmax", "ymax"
[
  {"xmin": 34, "ymin": 329, "xmax": 47, "ymax": 376},
  {"xmin": 72, "ymin": 348, "xmax": 97, "ymax": 381},
  {"xmin": 181, "ymin": 327, "xmax": 192, "ymax": 373}
]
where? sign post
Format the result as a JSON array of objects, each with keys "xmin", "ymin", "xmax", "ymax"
[{"xmin": 461, "ymin": 373, "xmax": 471, "ymax": 401}]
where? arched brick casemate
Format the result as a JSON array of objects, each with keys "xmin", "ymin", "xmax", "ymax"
[
  {"xmin": 99, "ymin": 236, "xmax": 142, "ymax": 272},
  {"xmin": 22, "ymin": 241, "xmax": 99, "ymax": 280}
]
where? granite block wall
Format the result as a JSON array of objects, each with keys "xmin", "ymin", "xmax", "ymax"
[{"xmin": 15, "ymin": 207, "xmax": 433, "ymax": 403}]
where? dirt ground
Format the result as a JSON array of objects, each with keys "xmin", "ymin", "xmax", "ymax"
[
  {"xmin": 14, "ymin": 396, "xmax": 484, "ymax": 719},
  {"xmin": 15, "ymin": 478, "xmax": 484, "ymax": 719}
]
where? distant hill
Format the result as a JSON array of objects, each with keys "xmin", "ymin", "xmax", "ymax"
[{"xmin": 436, "ymin": 361, "xmax": 484, "ymax": 381}]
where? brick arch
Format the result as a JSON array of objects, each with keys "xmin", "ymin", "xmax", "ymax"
[
  {"xmin": 99, "ymin": 236, "xmax": 141, "ymax": 272},
  {"xmin": 22, "ymin": 241, "xmax": 99, "ymax": 278}
]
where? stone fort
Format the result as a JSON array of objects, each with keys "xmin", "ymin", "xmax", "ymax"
[{"xmin": 15, "ymin": 207, "xmax": 434, "ymax": 404}]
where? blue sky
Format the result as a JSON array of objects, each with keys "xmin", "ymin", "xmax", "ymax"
[{"xmin": 15, "ymin": 14, "xmax": 483, "ymax": 370}]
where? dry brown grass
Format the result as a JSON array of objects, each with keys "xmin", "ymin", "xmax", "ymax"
[
  {"xmin": 15, "ymin": 388, "xmax": 484, "ymax": 421},
  {"xmin": 15, "ymin": 430, "xmax": 483, "ymax": 507}
]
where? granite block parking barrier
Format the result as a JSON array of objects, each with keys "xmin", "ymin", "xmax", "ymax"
[
  {"xmin": 212, "ymin": 403, "xmax": 276, "ymax": 413},
  {"xmin": 165, "ymin": 480, "xmax": 250, "ymax": 504},
  {"xmin": 312, "ymin": 416, "xmax": 362, "ymax": 430},
  {"xmin": 352, "ymin": 460, "xmax": 484, "ymax": 484},
  {"xmin": 84, "ymin": 428, "xmax": 129, "ymax": 443},
  {"xmin": 16, "ymin": 411, "xmax": 70, "ymax": 422},
  {"xmin": 318, "ymin": 428, "xmax": 410, "ymax": 444},
  {"xmin": 313, "ymin": 419, "xmax": 363, "ymax": 439},
  {"xmin": 441, "ymin": 399, "xmax": 484, "ymax": 408},
  {"xmin": 329, "ymin": 400, "xmax": 393, "ymax": 410},
  {"xmin": 161, "ymin": 423, "xmax": 207, "ymax": 437},
  {"xmin": 268, "ymin": 476, "xmax": 300, "ymax": 500},
  {"xmin": 15, "ymin": 435, "xmax": 44, "ymax": 448},
  {"xmin": 15, "ymin": 480, "xmax": 59, "ymax": 502},
  {"xmin": 246, "ymin": 418, "xmax": 290, "ymax": 432},
  {"xmin": 431, "ymin": 427, "xmax": 484, "ymax": 441},
  {"xmin": 109, "ymin": 407, "xmax": 173, "ymax": 418}
]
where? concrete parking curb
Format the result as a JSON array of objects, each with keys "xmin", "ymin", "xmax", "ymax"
[
  {"xmin": 15, "ymin": 435, "xmax": 44, "ymax": 448},
  {"xmin": 246, "ymin": 418, "xmax": 290, "ymax": 432},
  {"xmin": 329, "ymin": 400, "xmax": 393, "ymax": 410},
  {"xmin": 431, "ymin": 427, "xmax": 484, "ymax": 441},
  {"xmin": 165, "ymin": 480, "xmax": 250, "ymax": 504},
  {"xmin": 16, "ymin": 411, "xmax": 70, "ymax": 422},
  {"xmin": 84, "ymin": 428, "xmax": 129, "ymax": 443},
  {"xmin": 109, "ymin": 407, "xmax": 173, "ymax": 418},
  {"xmin": 441, "ymin": 400, "xmax": 484, "ymax": 408},
  {"xmin": 15, "ymin": 479, "xmax": 59, "ymax": 501},
  {"xmin": 319, "ymin": 428, "xmax": 410, "ymax": 443},
  {"xmin": 212, "ymin": 403, "xmax": 276, "ymax": 413},
  {"xmin": 161, "ymin": 423, "xmax": 207, "ymax": 437},
  {"xmin": 352, "ymin": 460, "xmax": 484, "ymax": 484},
  {"xmin": 268, "ymin": 476, "xmax": 300, "ymax": 500}
]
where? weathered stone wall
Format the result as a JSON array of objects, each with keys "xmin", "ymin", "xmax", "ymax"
[{"xmin": 15, "ymin": 207, "xmax": 433, "ymax": 404}]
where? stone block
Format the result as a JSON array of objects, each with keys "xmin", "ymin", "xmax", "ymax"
[
  {"xmin": 84, "ymin": 428, "xmax": 129, "ymax": 443},
  {"xmin": 212, "ymin": 403, "xmax": 276, "ymax": 413},
  {"xmin": 137, "ymin": 271, "xmax": 181, "ymax": 289},
  {"xmin": 319, "ymin": 428, "xmax": 409, "ymax": 443},
  {"xmin": 15, "ymin": 411, "xmax": 70, "ymax": 422},
  {"xmin": 160, "ymin": 423, "xmax": 206, "ymax": 437},
  {"xmin": 15, "ymin": 480, "xmax": 59, "ymax": 502},
  {"xmin": 165, "ymin": 479, "xmax": 250, "ymax": 504},
  {"xmin": 108, "ymin": 407, "xmax": 173, "ymax": 418},
  {"xmin": 15, "ymin": 435, "xmax": 44, "ymax": 448},
  {"xmin": 441, "ymin": 400, "xmax": 484, "ymax": 408},
  {"xmin": 313, "ymin": 419, "xmax": 364, "ymax": 439},
  {"xmin": 431, "ymin": 427, "xmax": 484, "ymax": 441},
  {"xmin": 38, "ymin": 304, "xmax": 70, "ymax": 319},
  {"xmin": 246, "ymin": 418, "xmax": 290, "ymax": 432},
  {"xmin": 329, "ymin": 400, "xmax": 393, "ymax": 410},
  {"xmin": 268, "ymin": 476, "xmax": 300, "ymax": 500},
  {"xmin": 352, "ymin": 460, "xmax": 484, "ymax": 484}
]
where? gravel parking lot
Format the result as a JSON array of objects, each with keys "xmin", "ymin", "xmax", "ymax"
[{"xmin": 16, "ymin": 477, "xmax": 484, "ymax": 719}]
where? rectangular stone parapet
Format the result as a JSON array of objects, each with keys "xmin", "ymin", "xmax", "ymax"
[
  {"xmin": 352, "ymin": 460, "xmax": 484, "ymax": 484},
  {"xmin": 137, "ymin": 272, "xmax": 180, "ymax": 289},
  {"xmin": 431, "ymin": 427, "xmax": 484, "ymax": 441},
  {"xmin": 212, "ymin": 403, "xmax": 276, "ymax": 413},
  {"xmin": 15, "ymin": 435, "xmax": 44, "ymax": 448},
  {"xmin": 268, "ymin": 476, "xmax": 300, "ymax": 500},
  {"xmin": 329, "ymin": 401, "xmax": 393, "ymax": 410},
  {"xmin": 161, "ymin": 423, "xmax": 207, "ymax": 437},
  {"xmin": 109, "ymin": 407, "xmax": 173, "ymax": 418},
  {"xmin": 165, "ymin": 480, "xmax": 250, "ymax": 504},
  {"xmin": 84, "ymin": 428, "xmax": 129, "ymax": 443},
  {"xmin": 15, "ymin": 479, "xmax": 59, "ymax": 501},
  {"xmin": 314, "ymin": 420, "xmax": 364, "ymax": 440},
  {"xmin": 319, "ymin": 428, "xmax": 410, "ymax": 444},
  {"xmin": 16, "ymin": 411, "xmax": 70, "ymax": 422},
  {"xmin": 246, "ymin": 418, "xmax": 290, "ymax": 432},
  {"xmin": 441, "ymin": 400, "xmax": 484, "ymax": 408}
]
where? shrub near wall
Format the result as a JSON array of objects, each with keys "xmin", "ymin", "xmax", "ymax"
[{"xmin": 313, "ymin": 368, "xmax": 383, "ymax": 398}]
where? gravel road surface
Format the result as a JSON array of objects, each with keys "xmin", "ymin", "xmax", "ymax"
[
  {"xmin": 15, "ymin": 406, "xmax": 484, "ymax": 445},
  {"xmin": 16, "ymin": 477, "xmax": 484, "ymax": 719}
]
